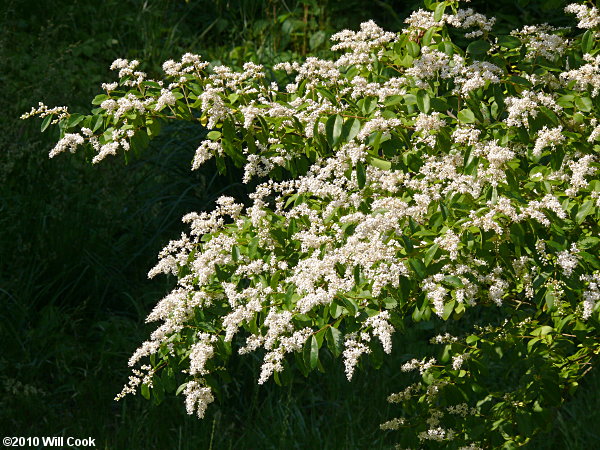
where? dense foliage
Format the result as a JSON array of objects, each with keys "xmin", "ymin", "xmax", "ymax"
[{"xmin": 23, "ymin": 0, "xmax": 600, "ymax": 447}]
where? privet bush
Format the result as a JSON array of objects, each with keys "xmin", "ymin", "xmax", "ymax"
[{"xmin": 25, "ymin": 0, "xmax": 600, "ymax": 447}]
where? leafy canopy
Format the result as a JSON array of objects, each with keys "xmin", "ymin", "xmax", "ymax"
[{"xmin": 25, "ymin": 0, "xmax": 600, "ymax": 447}]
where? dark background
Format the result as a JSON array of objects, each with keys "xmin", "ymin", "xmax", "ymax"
[{"xmin": 1, "ymin": 0, "xmax": 597, "ymax": 448}]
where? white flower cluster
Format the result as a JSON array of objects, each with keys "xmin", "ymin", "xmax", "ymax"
[
  {"xmin": 183, "ymin": 381, "xmax": 214, "ymax": 419},
  {"xmin": 331, "ymin": 20, "xmax": 398, "ymax": 68},
  {"xmin": 114, "ymin": 364, "xmax": 155, "ymax": 401},
  {"xmin": 418, "ymin": 426, "xmax": 455, "ymax": 442},
  {"xmin": 401, "ymin": 357, "xmax": 436, "ymax": 374},
  {"xmin": 504, "ymin": 90, "xmax": 561, "ymax": 128},
  {"xmin": 565, "ymin": 154, "xmax": 596, "ymax": 197},
  {"xmin": 403, "ymin": 9, "xmax": 445, "ymax": 38},
  {"xmin": 565, "ymin": 3, "xmax": 600, "ymax": 29},
  {"xmin": 458, "ymin": 445, "xmax": 483, "ymax": 450},
  {"xmin": 557, "ymin": 243, "xmax": 580, "ymax": 278},
  {"xmin": 192, "ymin": 140, "xmax": 223, "ymax": 170},
  {"xmin": 451, "ymin": 352, "xmax": 470, "ymax": 370},
  {"xmin": 580, "ymin": 273, "xmax": 600, "ymax": 319},
  {"xmin": 513, "ymin": 256, "xmax": 534, "ymax": 298},
  {"xmin": 533, "ymin": 126, "xmax": 565, "ymax": 157},
  {"xmin": 413, "ymin": 112, "xmax": 445, "ymax": 147},
  {"xmin": 343, "ymin": 335, "xmax": 371, "ymax": 380},
  {"xmin": 511, "ymin": 25, "xmax": 568, "ymax": 59},
  {"xmin": 101, "ymin": 82, "xmax": 118, "ymax": 92},
  {"xmin": 163, "ymin": 53, "xmax": 210, "ymax": 78},
  {"xmin": 404, "ymin": 8, "xmax": 494, "ymax": 40},
  {"xmin": 447, "ymin": 403, "xmax": 477, "ymax": 417},
  {"xmin": 365, "ymin": 311, "xmax": 395, "ymax": 354},
  {"xmin": 430, "ymin": 333, "xmax": 459, "ymax": 344},
  {"xmin": 434, "ymin": 229, "xmax": 460, "ymax": 260},
  {"xmin": 110, "ymin": 58, "xmax": 146, "ymax": 86},
  {"xmin": 406, "ymin": 45, "xmax": 502, "ymax": 94},
  {"xmin": 49, "ymin": 133, "xmax": 84, "ymax": 158},
  {"xmin": 387, "ymin": 382, "xmax": 422, "ymax": 403},
  {"xmin": 380, "ymin": 417, "xmax": 406, "ymax": 430},
  {"xmin": 445, "ymin": 8, "xmax": 495, "ymax": 38},
  {"xmin": 189, "ymin": 333, "xmax": 218, "ymax": 376},
  {"xmin": 38, "ymin": 7, "xmax": 598, "ymax": 435},
  {"xmin": 422, "ymin": 274, "xmax": 449, "ymax": 317},
  {"xmin": 155, "ymin": 88, "xmax": 176, "ymax": 111},
  {"xmin": 560, "ymin": 53, "xmax": 600, "ymax": 96},
  {"xmin": 20, "ymin": 102, "xmax": 69, "ymax": 122}
]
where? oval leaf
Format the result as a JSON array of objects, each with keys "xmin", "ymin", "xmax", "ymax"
[
  {"xmin": 326, "ymin": 114, "xmax": 344, "ymax": 147},
  {"xmin": 326, "ymin": 327, "xmax": 344, "ymax": 358}
]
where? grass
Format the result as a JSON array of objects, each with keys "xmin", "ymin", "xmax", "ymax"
[{"xmin": 2, "ymin": 0, "xmax": 600, "ymax": 448}]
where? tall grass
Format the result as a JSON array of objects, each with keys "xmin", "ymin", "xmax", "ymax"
[{"xmin": 1, "ymin": 0, "xmax": 598, "ymax": 448}]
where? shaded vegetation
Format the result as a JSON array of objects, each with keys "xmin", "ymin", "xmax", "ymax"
[{"xmin": 1, "ymin": 0, "xmax": 599, "ymax": 448}]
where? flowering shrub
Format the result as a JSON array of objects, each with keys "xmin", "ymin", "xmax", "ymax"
[{"xmin": 25, "ymin": 0, "xmax": 600, "ymax": 447}]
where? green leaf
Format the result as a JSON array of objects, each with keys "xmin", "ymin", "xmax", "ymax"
[
  {"xmin": 528, "ymin": 336, "xmax": 541, "ymax": 352},
  {"xmin": 575, "ymin": 96, "xmax": 593, "ymax": 112},
  {"xmin": 545, "ymin": 289, "xmax": 557, "ymax": 311},
  {"xmin": 326, "ymin": 327, "xmax": 344, "ymax": 358},
  {"xmin": 443, "ymin": 275, "xmax": 464, "ymax": 288},
  {"xmin": 231, "ymin": 245, "xmax": 241, "ymax": 262},
  {"xmin": 222, "ymin": 140, "xmax": 247, "ymax": 167},
  {"xmin": 409, "ymin": 258, "xmax": 427, "ymax": 280},
  {"xmin": 439, "ymin": 41, "xmax": 454, "ymax": 56},
  {"xmin": 341, "ymin": 297, "xmax": 359, "ymax": 315},
  {"xmin": 383, "ymin": 297, "xmax": 398, "ymax": 309},
  {"xmin": 66, "ymin": 113, "xmax": 85, "ymax": 129},
  {"xmin": 330, "ymin": 301, "xmax": 344, "ymax": 319},
  {"xmin": 175, "ymin": 382, "xmax": 188, "ymax": 396},
  {"xmin": 424, "ymin": 243, "xmax": 439, "ymax": 266},
  {"xmin": 531, "ymin": 326, "xmax": 553, "ymax": 337},
  {"xmin": 417, "ymin": 90, "xmax": 431, "ymax": 113},
  {"xmin": 304, "ymin": 335, "xmax": 319, "ymax": 370},
  {"xmin": 442, "ymin": 299, "xmax": 455, "ymax": 320},
  {"xmin": 248, "ymin": 237, "xmax": 259, "ymax": 258},
  {"xmin": 403, "ymin": 94, "xmax": 417, "ymax": 106},
  {"xmin": 356, "ymin": 161, "xmax": 367, "ymax": 188},
  {"xmin": 556, "ymin": 94, "xmax": 574, "ymax": 109},
  {"xmin": 40, "ymin": 115, "xmax": 53, "ymax": 132},
  {"xmin": 91, "ymin": 114, "xmax": 104, "ymax": 132},
  {"xmin": 458, "ymin": 109, "xmax": 476, "ymax": 123},
  {"xmin": 578, "ymin": 236, "xmax": 600, "ymax": 249},
  {"xmin": 91, "ymin": 94, "xmax": 109, "ymax": 105},
  {"xmin": 466, "ymin": 335, "xmax": 479, "ymax": 344},
  {"xmin": 582, "ymin": 29, "xmax": 594, "ymax": 54},
  {"xmin": 369, "ymin": 338, "xmax": 384, "ymax": 368},
  {"xmin": 141, "ymin": 383, "xmax": 151, "ymax": 400},
  {"xmin": 342, "ymin": 117, "xmax": 361, "ymax": 142},
  {"xmin": 384, "ymin": 95, "xmax": 403, "ymax": 107},
  {"xmin": 367, "ymin": 155, "xmax": 391, "ymax": 170},
  {"xmin": 223, "ymin": 118, "xmax": 236, "ymax": 141},
  {"xmin": 422, "ymin": 27, "xmax": 436, "ymax": 47},
  {"xmin": 467, "ymin": 40, "xmax": 491, "ymax": 55},
  {"xmin": 326, "ymin": 114, "xmax": 344, "ymax": 147},
  {"xmin": 152, "ymin": 376, "xmax": 164, "ymax": 405},
  {"xmin": 360, "ymin": 97, "xmax": 377, "ymax": 115},
  {"xmin": 430, "ymin": 97, "xmax": 448, "ymax": 112},
  {"xmin": 294, "ymin": 350, "xmax": 309, "ymax": 377},
  {"xmin": 207, "ymin": 130, "xmax": 221, "ymax": 141},
  {"xmin": 433, "ymin": 2, "xmax": 446, "ymax": 21},
  {"xmin": 309, "ymin": 30, "xmax": 327, "ymax": 50},
  {"xmin": 497, "ymin": 35, "xmax": 522, "ymax": 49},
  {"xmin": 576, "ymin": 200, "xmax": 594, "ymax": 224},
  {"xmin": 162, "ymin": 368, "xmax": 176, "ymax": 393},
  {"xmin": 407, "ymin": 41, "xmax": 420, "ymax": 58},
  {"xmin": 509, "ymin": 75, "xmax": 532, "ymax": 88}
]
